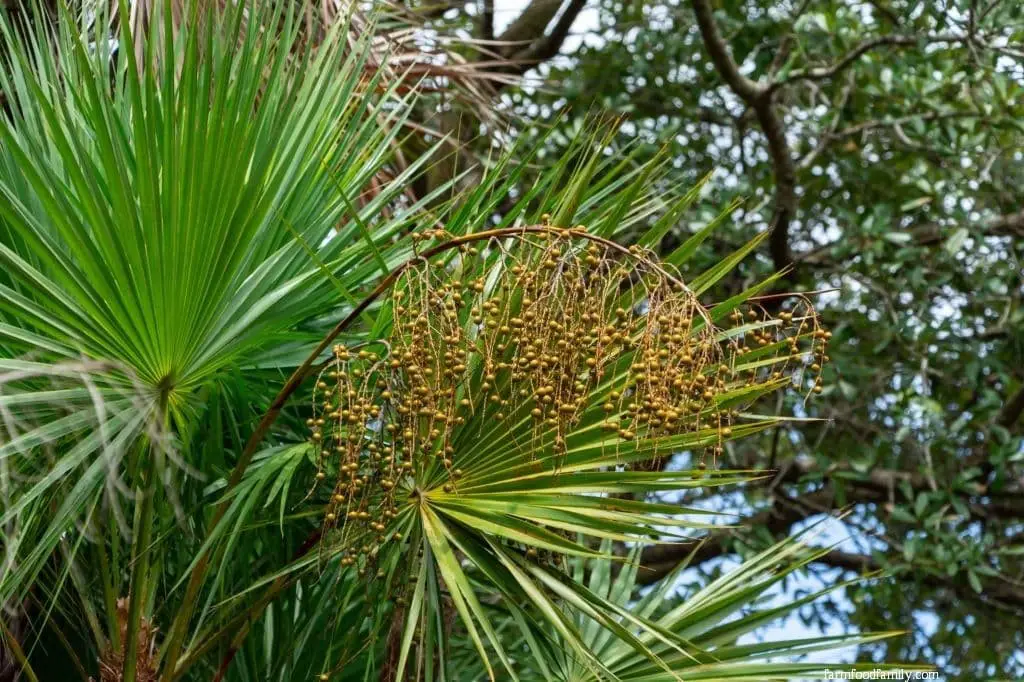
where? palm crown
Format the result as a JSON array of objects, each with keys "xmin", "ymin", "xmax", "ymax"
[{"xmin": 0, "ymin": 3, "xmax": 918, "ymax": 681}]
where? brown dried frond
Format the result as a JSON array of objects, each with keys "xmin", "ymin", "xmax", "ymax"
[{"xmin": 96, "ymin": 598, "xmax": 158, "ymax": 682}]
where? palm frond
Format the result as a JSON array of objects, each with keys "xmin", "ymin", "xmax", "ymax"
[{"xmin": 451, "ymin": 536, "xmax": 929, "ymax": 682}]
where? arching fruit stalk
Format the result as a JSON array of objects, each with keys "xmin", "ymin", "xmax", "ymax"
[{"xmin": 304, "ymin": 224, "xmax": 828, "ymax": 583}]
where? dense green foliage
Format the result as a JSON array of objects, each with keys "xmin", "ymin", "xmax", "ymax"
[{"xmin": 0, "ymin": 3, "xmax": 924, "ymax": 681}]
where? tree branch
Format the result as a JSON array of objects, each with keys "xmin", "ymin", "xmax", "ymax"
[
  {"xmin": 635, "ymin": 451, "xmax": 1024, "ymax": 612},
  {"xmin": 478, "ymin": 0, "xmax": 587, "ymax": 86},
  {"xmin": 637, "ymin": 489, "xmax": 837, "ymax": 584},
  {"xmin": 480, "ymin": 0, "xmax": 494, "ymax": 41},
  {"xmin": 911, "ymin": 210, "xmax": 1024, "ymax": 246},
  {"xmin": 689, "ymin": 0, "xmax": 764, "ymax": 102},
  {"xmin": 769, "ymin": 33, "xmax": 967, "ymax": 91},
  {"xmin": 499, "ymin": 0, "xmax": 562, "ymax": 54},
  {"xmin": 833, "ymin": 111, "xmax": 972, "ymax": 138},
  {"xmin": 998, "ymin": 385, "xmax": 1024, "ymax": 429},
  {"xmin": 813, "ymin": 549, "xmax": 1024, "ymax": 614},
  {"xmin": 800, "ymin": 209, "xmax": 1024, "ymax": 267},
  {"xmin": 689, "ymin": 0, "xmax": 796, "ymax": 274},
  {"xmin": 786, "ymin": 457, "xmax": 1024, "ymax": 519},
  {"xmin": 515, "ymin": 0, "xmax": 587, "ymax": 67},
  {"xmin": 636, "ymin": 498, "xmax": 1024, "ymax": 613}
]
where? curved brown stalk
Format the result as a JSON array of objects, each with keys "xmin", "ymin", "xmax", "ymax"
[{"xmin": 169, "ymin": 224, "xmax": 703, "ymax": 681}]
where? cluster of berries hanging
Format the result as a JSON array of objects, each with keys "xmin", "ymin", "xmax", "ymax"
[{"xmin": 305, "ymin": 225, "xmax": 829, "ymax": 567}]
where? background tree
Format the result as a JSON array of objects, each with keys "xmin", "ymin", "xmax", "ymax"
[{"xmin": 499, "ymin": 0, "xmax": 1024, "ymax": 678}]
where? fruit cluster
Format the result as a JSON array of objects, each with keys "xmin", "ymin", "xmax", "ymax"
[{"xmin": 306, "ymin": 226, "xmax": 828, "ymax": 565}]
